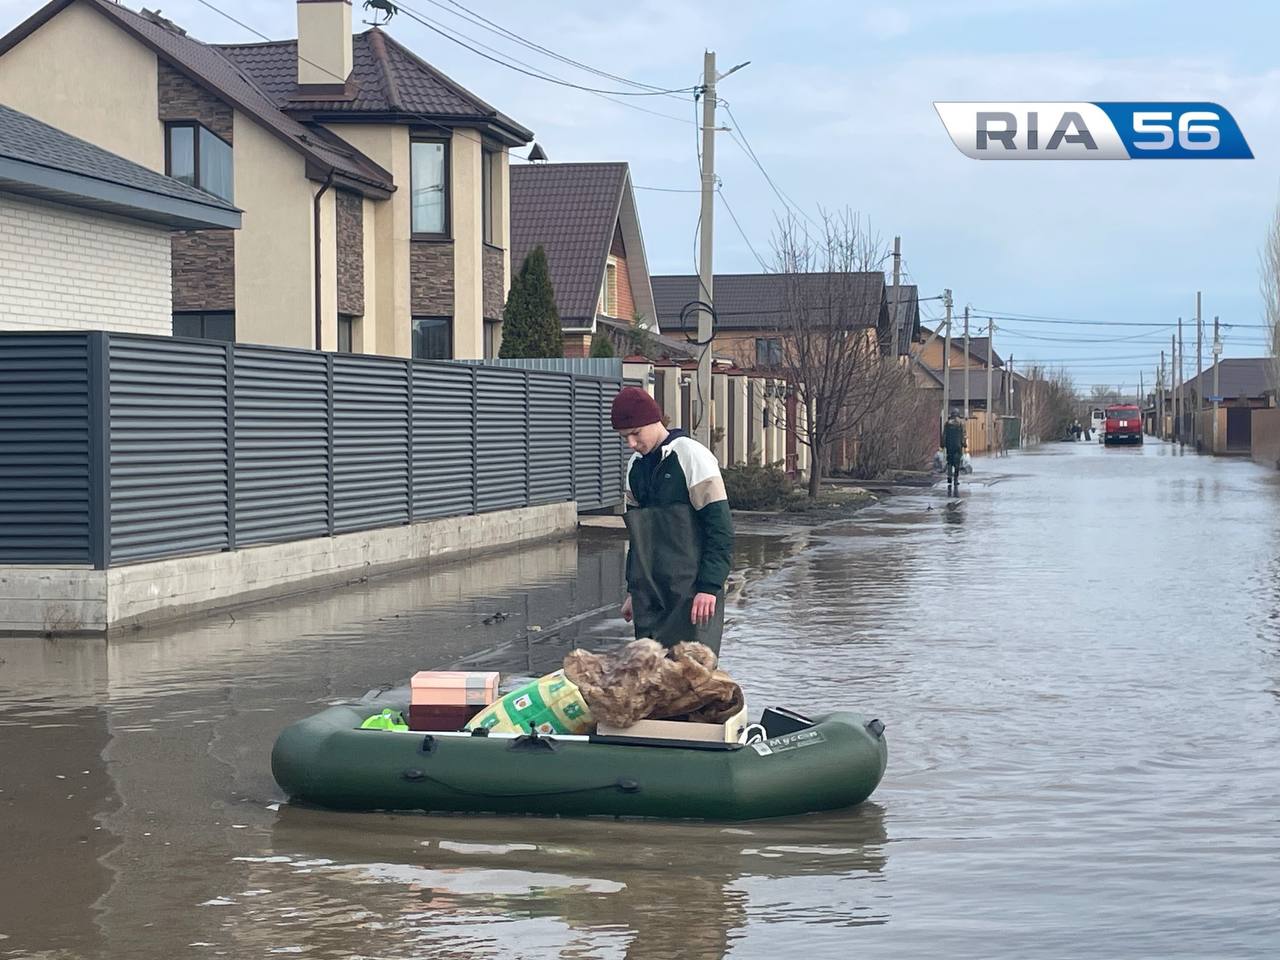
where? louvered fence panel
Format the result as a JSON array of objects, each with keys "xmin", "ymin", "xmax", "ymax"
[
  {"xmin": 475, "ymin": 367, "xmax": 528, "ymax": 513},
  {"xmin": 332, "ymin": 355, "xmax": 410, "ymax": 534},
  {"xmin": 412, "ymin": 362, "xmax": 476, "ymax": 519},
  {"xmin": 572, "ymin": 379, "xmax": 606, "ymax": 510},
  {"xmin": 527, "ymin": 372, "xmax": 574, "ymax": 506}
]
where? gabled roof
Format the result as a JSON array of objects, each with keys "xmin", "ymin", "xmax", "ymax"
[
  {"xmin": 217, "ymin": 29, "xmax": 532, "ymax": 145},
  {"xmin": 1181, "ymin": 358, "xmax": 1274, "ymax": 399},
  {"xmin": 919, "ymin": 326, "xmax": 1004, "ymax": 368},
  {"xmin": 918, "ymin": 365, "xmax": 1008, "ymax": 405},
  {"xmin": 0, "ymin": 103, "xmax": 241, "ymax": 229},
  {"xmin": 887, "ymin": 283, "xmax": 919, "ymax": 356},
  {"xmin": 651, "ymin": 272, "xmax": 887, "ymax": 332},
  {"xmin": 0, "ymin": 0, "xmax": 395, "ymax": 193},
  {"xmin": 510, "ymin": 162, "xmax": 656, "ymax": 331}
]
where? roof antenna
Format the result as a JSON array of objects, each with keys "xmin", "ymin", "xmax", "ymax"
[{"xmin": 362, "ymin": 0, "xmax": 398, "ymax": 27}]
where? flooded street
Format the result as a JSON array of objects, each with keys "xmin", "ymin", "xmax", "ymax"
[{"xmin": 3, "ymin": 439, "xmax": 1280, "ymax": 959}]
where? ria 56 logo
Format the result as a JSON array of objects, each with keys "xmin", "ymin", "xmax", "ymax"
[{"xmin": 935, "ymin": 102, "xmax": 1253, "ymax": 159}]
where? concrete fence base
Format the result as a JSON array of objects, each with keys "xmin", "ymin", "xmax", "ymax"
[{"xmin": 0, "ymin": 502, "xmax": 577, "ymax": 635}]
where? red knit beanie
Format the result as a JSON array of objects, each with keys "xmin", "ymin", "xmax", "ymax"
[{"xmin": 610, "ymin": 386, "xmax": 663, "ymax": 430}]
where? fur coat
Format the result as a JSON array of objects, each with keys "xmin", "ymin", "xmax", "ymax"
[{"xmin": 563, "ymin": 639, "xmax": 744, "ymax": 729}]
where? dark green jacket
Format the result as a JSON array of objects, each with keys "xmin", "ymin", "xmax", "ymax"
[
  {"xmin": 625, "ymin": 431, "xmax": 733, "ymax": 595},
  {"xmin": 942, "ymin": 419, "xmax": 966, "ymax": 456}
]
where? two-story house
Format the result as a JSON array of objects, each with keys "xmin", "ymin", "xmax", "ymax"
[{"xmin": 0, "ymin": 0, "xmax": 532, "ymax": 358}]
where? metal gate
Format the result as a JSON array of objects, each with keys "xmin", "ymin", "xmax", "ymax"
[{"xmin": 1226, "ymin": 406, "xmax": 1252, "ymax": 450}]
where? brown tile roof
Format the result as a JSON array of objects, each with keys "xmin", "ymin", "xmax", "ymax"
[
  {"xmin": 0, "ymin": 0, "xmax": 395, "ymax": 192},
  {"xmin": 509, "ymin": 162, "xmax": 629, "ymax": 330},
  {"xmin": 216, "ymin": 29, "xmax": 532, "ymax": 144},
  {"xmin": 888, "ymin": 284, "xmax": 919, "ymax": 356},
  {"xmin": 651, "ymin": 272, "xmax": 887, "ymax": 332},
  {"xmin": 918, "ymin": 326, "xmax": 1005, "ymax": 368}
]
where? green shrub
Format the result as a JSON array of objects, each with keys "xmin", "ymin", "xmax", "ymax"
[
  {"xmin": 589, "ymin": 333, "xmax": 615, "ymax": 358},
  {"xmin": 722, "ymin": 463, "xmax": 793, "ymax": 510}
]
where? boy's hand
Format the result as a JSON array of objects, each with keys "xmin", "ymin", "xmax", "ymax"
[
  {"xmin": 621, "ymin": 594, "xmax": 633, "ymax": 623},
  {"xmin": 691, "ymin": 592, "xmax": 717, "ymax": 626}
]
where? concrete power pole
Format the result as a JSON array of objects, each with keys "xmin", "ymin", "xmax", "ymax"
[
  {"xmin": 1159, "ymin": 350, "xmax": 1166, "ymax": 439},
  {"xmin": 963, "ymin": 306, "xmax": 970, "ymax": 419},
  {"xmin": 1212, "ymin": 316, "xmax": 1222, "ymax": 453},
  {"xmin": 693, "ymin": 50, "xmax": 718, "ymax": 447},
  {"xmin": 986, "ymin": 320, "xmax": 995, "ymax": 449},
  {"xmin": 1174, "ymin": 323, "xmax": 1182, "ymax": 445},
  {"xmin": 1195, "ymin": 291, "xmax": 1203, "ymax": 450},
  {"xmin": 941, "ymin": 289, "xmax": 953, "ymax": 435},
  {"xmin": 891, "ymin": 236, "xmax": 902, "ymax": 359}
]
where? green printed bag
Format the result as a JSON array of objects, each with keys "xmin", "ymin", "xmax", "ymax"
[
  {"xmin": 359, "ymin": 708, "xmax": 409, "ymax": 732},
  {"xmin": 464, "ymin": 670, "xmax": 593, "ymax": 735}
]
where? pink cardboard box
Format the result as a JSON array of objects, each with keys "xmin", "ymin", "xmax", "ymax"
[{"xmin": 410, "ymin": 671, "xmax": 500, "ymax": 707}]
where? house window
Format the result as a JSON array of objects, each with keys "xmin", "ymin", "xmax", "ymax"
[
  {"xmin": 173, "ymin": 311, "xmax": 234, "ymax": 341},
  {"xmin": 337, "ymin": 315, "xmax": 357, "ymax": 354},
  {"xmin": 412, "ymin": 316, "xmax": 453, "ymax": 360},
  {"xmin": 755, "ymin": 337, "xmax": 782, "ymax": 368},
  {"xmin": 481, "ymin": 148, "xmax": 497, "ymax": 245},
  {"xmin": 410, "ymin": 139, "xmax": 449, "ymax": 236},
  {"xmin": 484, "ymin": 319, "xmax": 502, "ymax": 359},
  {"xmin": 165, "ymin": 122, "xmax": 233, "ymax": 202},
  {"xmin": 599, "ymin": 258, "xmax": 618, "ymax": 317}
]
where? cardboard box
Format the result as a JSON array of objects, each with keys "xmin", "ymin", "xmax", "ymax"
[
  {"xmin": 596, "ymin": 718, "xmax": 732, "ymax": 742},
  {"xmin": 410, "ymin": 671, "xmax": 500, "ymax": 707},
  {"xmin": 408, "ymin": 703, "xmax": 481, "ymax": 732}
]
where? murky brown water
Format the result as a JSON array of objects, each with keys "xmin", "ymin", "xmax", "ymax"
[{"xmin": 3, "ymin": 440, "xmax": 1279, "ymax": 959}]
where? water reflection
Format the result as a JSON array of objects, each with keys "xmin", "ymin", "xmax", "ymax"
[{"xmin": 4, "ymin": 441, "xmax": 1280, "ymax": 959}]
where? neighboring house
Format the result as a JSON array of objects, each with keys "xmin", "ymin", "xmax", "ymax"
[
  {"xmin": 0, "ymin": 0, "xmax": 532, "ymax": 358},
  {"xmin": 886, "ymin": 283, "xmax": 920, "ymax": 359},
  {"xmin": 650, "ymin": 272, "xmax": 889, "ymax": 370},
  {"xmin": 1173, "ymin": 357, "xmax": 1275, "ymax": 453},
  {"xmin": 508, "ymin": 161, "xmax": 658, "ymax": 358},
  {"xmin": 0, "ymin": 103, "xmax": 239, "ymax": 335}
]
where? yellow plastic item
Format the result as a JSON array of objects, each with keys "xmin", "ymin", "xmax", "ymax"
[{"xmin": 464, "ymin": 670, "xmax": 593, "ymax": 735}]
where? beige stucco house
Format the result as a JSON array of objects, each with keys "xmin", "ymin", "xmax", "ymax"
[{"xmin": 0, "ymin": 0, "xmax": 532, "ymax": 359}]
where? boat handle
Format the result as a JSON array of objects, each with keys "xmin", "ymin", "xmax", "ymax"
[
  {"xmin": 865, "ymin": 719, "xmax": 885, "ymax": 739},
  {"xmin": 402, "ymin": 769, "xmax": 427, "ymax": 782}
]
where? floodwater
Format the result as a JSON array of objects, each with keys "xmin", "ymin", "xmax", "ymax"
[{"xmin": 2, "ymin": 439, "xmax": 1279, "ymax": 959}]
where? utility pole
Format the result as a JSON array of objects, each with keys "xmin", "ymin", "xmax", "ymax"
[
  {"xmin": 1195, "ymin": 291, "xmax": 1203, "ymax": 450},
  {"xmin": 1174, "ymin": 322, "xmax": 1182, "ymax": 445},
  {"xmin": 693, "ymin": 50, "xmax": 718, "ymax": 447},
  {"xmin": 941, "ymin": 289, "xmax": 953, "ymax": 435},
  {"xmin": 891, "ymin": 236, "xmax": 902, "ymax": 359},
  {"xmin": 986, "ymin": 320, "xmax": 995, "ymax": 450},
  {"xmin": 1158, "ymin": 350, "xmax": 1165, "ymax": 439},
  {"xmin": 963, "ymin": 305, "xmax": 970, "ymax": 420},
  {"xmin": 1212, "ymin": 316, "xmax": 1221, "ymax": 453},
  {"xmin": 1139, "ymin": 370, "xmax": 1144, "ymax": 430}
]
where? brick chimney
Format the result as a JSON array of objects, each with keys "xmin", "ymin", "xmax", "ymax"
[{"xmin": 297, "ymin": 0, "xmax": 353, "ymax": 89}]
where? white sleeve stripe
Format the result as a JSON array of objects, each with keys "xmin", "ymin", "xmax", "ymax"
[{"xmin": 668, "ymin": 437, "xmax": 725, "ymax": 499}]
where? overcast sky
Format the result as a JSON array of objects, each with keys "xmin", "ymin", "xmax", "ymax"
[{"xmin": 3, "ymin": 0, "xmax": 1276, "ymax": 389}]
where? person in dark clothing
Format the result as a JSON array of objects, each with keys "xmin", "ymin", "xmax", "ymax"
[
  {"xmin": 942, "ymin": 409, "xmax": 966, "ymax": 492},
  {"xmin": 611, "ymin": 386, "xmax": 734, "ymax": 654}
]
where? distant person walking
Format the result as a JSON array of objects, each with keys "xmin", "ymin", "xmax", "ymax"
[{"xmin": 942, "ymin": 409, "xmax": 966, "ymax": 493}]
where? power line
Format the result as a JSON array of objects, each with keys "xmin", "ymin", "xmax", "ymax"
[
  {"xmin": 634, "ymin": 185, "xmax": 701, "ymax": 193},
  {"xmin": 717, "ymin": 187, "xmax": 770, "ymax": 271},
  {"xmin": 395, "ymin": 2, "xmax": 699, "ymax": 97},
  {"xmin": 974, "ymin": 307, "xmax": 1268, "ymax": 330},
  {"xmin": 720, "ymin": 102, "xmax": 819, "ymax": 229},
  {"xmin": 424, "ymin": 0, "xmax": 684, "ymax": 98}
]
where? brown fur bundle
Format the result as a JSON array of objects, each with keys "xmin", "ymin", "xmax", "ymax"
[{"xmin": 563, "ymin": 639, "xmax": 744, "ymax": 728}]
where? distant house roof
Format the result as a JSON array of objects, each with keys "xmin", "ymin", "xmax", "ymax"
[
  {"xmin": 918, "ymin": 325, "xmax": 1004, "ymax": 367},
  {"xmin": 651, "ymin": 272, "xmax": 887, "ymax": 333},
  {"xmin": 0, "ymin": 103, "xmax": 241, "ymax": 229},
  {"xmin": 217, "ymin": 29, "xmax": 532, "ymax": 145},
  {"xmin": 1, "ymin": 0, "xmax": 405, "ymax": 194},
  {"xmin": 509, "ymin": 162, "xmax": 656, "ymax": 332},
  {"xmin": 1181, "ymin": 358, "xmax": 1274, "ymax": 400},
  {"xmin": 918, "ymin": 364, "xmax": 1011, "ymax": 405},
  {"xmin": 887, "ymin": 283, "xmax": 919, "ymax": 356}
]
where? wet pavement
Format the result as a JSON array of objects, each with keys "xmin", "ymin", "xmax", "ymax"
[{"xmin": 3, "ymin": 439, "xmax": 1279, "ymax": 959}]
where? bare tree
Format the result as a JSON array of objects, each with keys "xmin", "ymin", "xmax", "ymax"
[
  {"xmin": 1022, "ymin": 365, "xmax": 1078, "ymax": 443},
  {"xmin": 1260, "ymin": 198, "xmax": 1280, "ymax": 394},
  {"xmin": 849, "ymin": 370, "xmax": 938, "ymax": 479},
  {"xmin": 773, "ymin": 210, "xmax": 901, "ymax": 496}
]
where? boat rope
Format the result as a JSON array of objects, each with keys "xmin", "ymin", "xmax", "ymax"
[{"xmin": 401, "ymin": 769, "xmax": 640, "ymax": 798}]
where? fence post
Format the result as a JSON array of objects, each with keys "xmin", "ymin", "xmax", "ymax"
[
  {"xmin": 88, "ymin": 332, "xmax": 111, "ymax": 569},
  {"xmin": 225, "ymin": 342, "xmax": 236, "ymax": 551},
  {"xmin": 524, "ymin": 370, "xmax": 532, "ymax": 507},
  {"xmin": 326, "ymin": 352, "xmax": 335, "ymax": 536},
  {"xmin": 471, "ymin": 365, "xmax": 479, "ymax": 515},
  {"xmin": 570, "ymin": 376, "xmax": 578, "ymax": 505},
  {"xmin": 405, "ymin": 359, "xmax": 415, "ymax": 524}
]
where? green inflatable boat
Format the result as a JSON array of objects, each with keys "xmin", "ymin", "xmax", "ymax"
[{"xmin": 272, "ymin": 693, "xmax": 887, "ymax": 821}]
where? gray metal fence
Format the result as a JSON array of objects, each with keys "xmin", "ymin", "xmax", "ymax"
[{"xmin": 0, "ymin": 331, "xmax": 626, "ymax": 568}]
